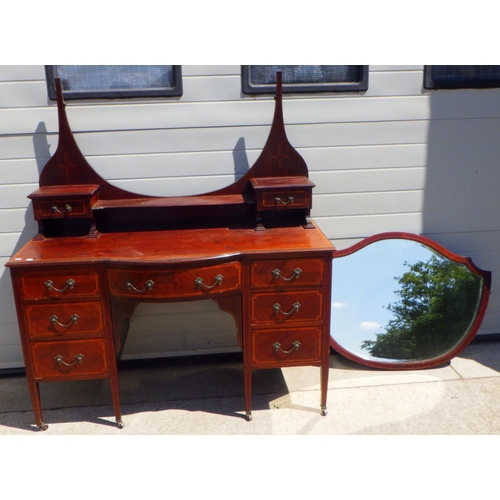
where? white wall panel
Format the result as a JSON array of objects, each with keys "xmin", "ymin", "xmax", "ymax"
[
  {"xmin": 182, "ymin": 66, "xmax": 239, "ymax": 76},
  {"xmin": 312, "ymin": 191, "xmax": 424, "ymax": 217},
  {"xmin": 0, "ymin": 81, "xmax": 49, "ymax": 108},
  {"xmin": 311, "ymin": 167, "xmax": 427, "ymax": 194},
  {"xmin": 302, "ymin": 144, "xmax": 428, "ymax": 171},
  {"xmin": 0, "ymin": 184, "xmax": 37, "ymax": 209},
  {"xmin": 318, "ymin": 213, "xmax": 424, "ymax": 240},
  {"xmin": 0, "ymin": 121, "xmax": 429, "ymax": 162},
  {"xmin": 0, "ymin": 159, "xmax": 41, "ymax": 184},
  {"xmin": 5, "ymin": 93, "xmax": 500, "ymax": 136},
  {"xmin": 0, "ymin": 65, "xmax": 44, "ymax": 81},
  {"xmin": 0, "ymin": 209, "xmax": 36, "ymax": 235}
]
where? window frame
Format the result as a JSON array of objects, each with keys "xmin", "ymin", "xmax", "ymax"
[
  {"xmin": 45, "ymin": 65, "xmax": 183, "ymax": 100},
  {"xmin": 241, "ymin": 65, "xmax": 369, "ymax": 95},
  {"xmin": 423, "ymin": 65, "xmax": 500, "ymax": 90}
]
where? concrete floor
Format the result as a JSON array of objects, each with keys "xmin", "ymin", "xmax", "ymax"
[{"xmin": 1, "ymin": 340, "xmax": 500, "ymax": 435}]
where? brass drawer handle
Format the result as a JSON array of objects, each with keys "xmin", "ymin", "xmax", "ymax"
[
  {"xmin": 272, "ymin": 302, "xmax": 301, "ymax": 316},
  {"xmin": 49, "ymin": 314, "xmax": 80, "ymax": 328},
  {"xmin": 127, "ymin": 279, "xmax": 154, "ymax": 293},
  {"xmin": 54, "ymin": 353, "xmax": 84, "ymax": 366},
  {"xmin": 195, "ymin": 274, "xmax": 223, "ymax": 290},
  {"xmin": 51, "ymin": 204, "xmax": 73, "ymax": 214},
  {"xmin": 274, "ymin": 196, "xmax": 294, "ymax": 205},
  {"xmin": 272, "ymin": 268, "xmax": 302, "ymax": 281},
  {"xmin": 273, "ymin": 341, "xmax": 301, "ymax": 354},
  {"xmin": 44, "ymin": 279, "xmax": 75, "ymax": 292}
]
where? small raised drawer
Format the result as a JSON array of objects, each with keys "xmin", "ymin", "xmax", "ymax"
[
  {"xmin": 30, "ymin": 338, "xmax": 108, "ymax": 380},
  {"xmin": 29, "ymin": 184, "xmax": 99, "ymax": 220},
  {"xmin": 250, "ymin": 290, "xmax": 323, "ymax": 325},
  {"xmin": 251, "ymin": 326, "xmax": 322, "ymax": 366},
  {"xmin": 250, "ymin": 258, "xmax": 324, "ymax": 289},
  {"xmin": 25, "ymin": 301, "xmax": 105, "ymax": 340},
  {"xmin": 36, "ymin": 199, "xmax": 88, "ymax": 218},
  {"xmin": 260, "ymin": 190, "xmax": 310, "ymax": 210},
  {"xmin": 19, "ymin": 266, "xmax": 100, "ymax": 301},
  {"xmin": 251, "ymin": 176, "xmax": 314, "ymax": 211},
  {"xmin": 108, "ymin": 261, "xmax": 241, "ymax": 299}
]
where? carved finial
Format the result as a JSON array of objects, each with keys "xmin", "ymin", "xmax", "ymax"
[
  {"xmin": 247, "ymin": 70, "xmax": 308, "ymax": 179},
  {"xmin": 39, "ymin": 76, "xmax": 86, "ymax": 187},
  {"xmin": 39, "ymin": 77, "xmax": 142, "ymax": 198}
]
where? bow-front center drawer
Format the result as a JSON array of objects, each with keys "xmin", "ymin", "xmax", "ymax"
[{"xmin": 108, "ymin": 261, "xmax": 241, "ymax": 299}]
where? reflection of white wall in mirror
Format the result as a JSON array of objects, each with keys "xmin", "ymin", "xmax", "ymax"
[{"xmin": 331, "ymin": 240, "xmax": 443, "ymax": 360}]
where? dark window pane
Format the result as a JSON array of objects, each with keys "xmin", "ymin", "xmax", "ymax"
[
  {"xmin": 424, "ymin": 65, "xmax": 500, "ymax": 89},
  {"xmin": 249, "ymin": 65, "xmax": 361, "ymax": 85},
  {"xmin": 46, "ymin": 65, "xmax": 183, "ymax": 99},
  {"xmin": 242, "ymin": 65, "xmax": 368, "ymax": 94}
]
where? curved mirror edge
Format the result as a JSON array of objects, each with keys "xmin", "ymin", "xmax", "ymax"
[{"xmin": 330, "ymin": 232, "xmax": 492, "ymax": 370}]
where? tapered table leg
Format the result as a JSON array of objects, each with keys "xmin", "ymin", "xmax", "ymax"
[
  {"xmin": 110, "ymin": 375, "xmax": 124, "ymax": 428},
  {"xmin": 244, "ymin": 366, "xmax": 253, "ymax": 421},
  {"xmin": 320, "ymin": 362, "xmax": 329, "ymax": 416},
  {"xmin": 28, "ymin": 381, "xmax": 48, "ymax": 431}
]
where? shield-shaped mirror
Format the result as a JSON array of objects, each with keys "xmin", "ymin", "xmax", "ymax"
[{"xmin": 330, "ymin": 232, "xmax": 491, "ymax": 369}]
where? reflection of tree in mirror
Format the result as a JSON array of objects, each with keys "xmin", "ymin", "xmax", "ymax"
[{"xmin": 361, "ymin": 255, "xmax": 482, "ymax": 361}]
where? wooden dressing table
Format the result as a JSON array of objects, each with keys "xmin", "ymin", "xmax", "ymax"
[{"xmin": 6, "ymin": 74, "xmax": 335, "ymax": 430}]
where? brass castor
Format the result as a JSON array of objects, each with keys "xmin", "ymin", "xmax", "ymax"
[
  {"xmin": 37, "ymin": 422, "xmax": 49, "ymax": 431},
  {"xmin": 116, "ymin": 420, "xmax": 124, "ymax": 429},
  {"xmin": 320, "ymin": 406, "xmax": 328, "ymax": 417},
  {"xmin": 245, "ymin": 412, "xmax": 253, "ymax": 422}
]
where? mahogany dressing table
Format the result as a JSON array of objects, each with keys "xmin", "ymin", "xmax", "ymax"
[{"xmin": 6, "ymin": 74, "xmax": 335, "ymax": 430}]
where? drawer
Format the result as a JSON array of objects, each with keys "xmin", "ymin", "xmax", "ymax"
[
  {"xmin": 251, "ymin": 326, "xmax": 322, "ymax": 365},
  {"xmin": 108, "ymin": 262, "xmax": 241, "ymax": 299},
  {"xmin": 250, "ymin": 176, "xmax": 314, "ymax": 212},
  {"xmin": 260, "ymin": 190, "xmax": 311, "ymax": 210},
  {"xmin": 34, "ymin": 198, "xmax": 90, "ymax": 219},
  {"xmin": 24, "ymin": 301, "xmax": 105, "ymax": 340},
  {"xmin": 30, "ymin": 338, "xmax": 108, "ymax": 380},
  {"xmin": 250, "ymin": 258, "xmax": 324, "ymax": 289},
  {"xmin": 19, "ymin": 266, "xmax": 100, "ymax": 301},
  {"xmin": 28, "ymin": 184, "xmax": 99, "ymax": 221},
  {"xmin": 250, "ymin": 290, "xmax": 323, "ymax": 325}
]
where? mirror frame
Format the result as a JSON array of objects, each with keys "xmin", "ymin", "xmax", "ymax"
[{"xmin": 330, "ymin": 232, "xmax": 492, "ymax": 370}]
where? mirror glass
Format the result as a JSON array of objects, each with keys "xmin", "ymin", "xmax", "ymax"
[{"xmin": 330, "ymin": 234, "xmax": 491, "ymax": 369}]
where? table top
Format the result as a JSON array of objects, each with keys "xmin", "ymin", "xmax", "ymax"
[{"xmin": 7, "ymin": 224, "xmax": 335, "ymax": 268}]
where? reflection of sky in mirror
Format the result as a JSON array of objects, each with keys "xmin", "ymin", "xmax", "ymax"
[{"xmin": 331, "ymin": 239, "xmax": 441, "ymax": 361}]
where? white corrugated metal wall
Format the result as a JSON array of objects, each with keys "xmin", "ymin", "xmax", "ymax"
[{"xmin": 1, "ymin": 65, "xmax": 499, "ymax": 368}]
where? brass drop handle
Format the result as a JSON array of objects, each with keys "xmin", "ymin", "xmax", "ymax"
[
  {"xmin": 49, "ymin": 314, "xmax": 79, "ymax": 328},
  {"xmin": 272, "ymin": 268, "xmax": 302, "ymax": 281},
  {"xmin": 273, "ymin": 341, "xmax": 301, "ymax": 354},
  {"xmin": 51, "ymin": 204, "xmax": 72, "ymax": 214},
  {"xmin": 54, "ymin": 353, "xmax": 84, "ymax": 366},
  {"xmin": 272, "ymin": 302, "xmax": 301, "ymax": 316},
  {"xmin": 44, "ymin": 279, "xmax": 75, "ymax": 292},
  {"xmin": 274, "ymin": 196, "xmax": 294, "ymax": 205},
  {"xmin": 195, "ymin": 274, "xmax": 223, "ymax": 290},
  {"xmin": 127, "ymin": 279, "xmax": 154, "ymax": 293}
]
